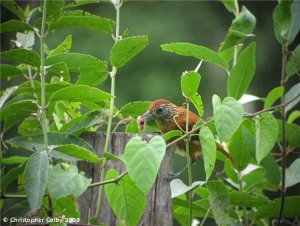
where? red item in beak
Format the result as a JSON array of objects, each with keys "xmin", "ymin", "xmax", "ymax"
[{"xmin": 137, "ymin": 116, "xmax": 145, "ymax": 130}]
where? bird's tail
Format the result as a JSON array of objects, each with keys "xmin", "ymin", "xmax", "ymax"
[{"xmin": 216, "ymin": 143, "xmax": 236, "ymax": 165}]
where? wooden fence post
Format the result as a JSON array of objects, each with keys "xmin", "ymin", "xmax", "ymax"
[{"xmin": 77, "ymin": 132, "xmax": 173, "ymax": 226}]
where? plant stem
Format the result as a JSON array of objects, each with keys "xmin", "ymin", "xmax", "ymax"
[
  {"xmin": 185, "ymin": 101, "xmax": 193, "ymax": 226},
  {"xmin": 40, "ymin": 0, "xmax": 48, "ymax": 151},
  {"xmin": 277, "ymin": 44, "xmax": 288, "ymax": 226},
  {"xmin": 200, "ymin": 207, "xmax": 211, "ymax": 226},
  {"xmin": 90, "ymin": 170, "xmax": 127, "ymax": 188},
  {"xmin": 95, "ymin": 2, "xmax": 121, "ymax": 217},
  {"xmin": 238, "ymin": 172, "xmax": 248, "ymax": 225}
]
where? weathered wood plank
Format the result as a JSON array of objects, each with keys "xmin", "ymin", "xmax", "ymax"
[{"xmin": 77, "ymin": 132, "xmax": 173, "ymax": 226}]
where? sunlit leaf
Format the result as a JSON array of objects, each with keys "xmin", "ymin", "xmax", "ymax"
[
  {"xmin": 0, "ymin": 20, "xmax": 34, "ymax": 33},
  {"xmin": 49, "ymin": 35, "xmax": 72, "ymax": 56},
  {"xmin": 273, "ymin": 0, "xmax": 291, "ymax": 45},
  {"xmin": 219, "ymin": 0, "xmax": 238, "ymax": 14},
  {"xmin": 284, "ymin": 83, "xmax": 300, "ymax": 113},
  {"xmin": 1, "ymin": 49, "xmax": 40, "ymax": 67},
  {"xmin": 190, "ymin": 93, "xmax": 204, "ymax": 117},
  {"xmin": 264, "ymin": 86, "xmax": 284, "ymax": 109},
  {"xmin": 162, "ymin": 130, "xmax": 183, "ymax": 142},
  {"xmin": 170, "ymin": 179, "xmax": 204, "ymax": 198},
  {"xmin": 288, "ymin": 0, "xmax": 300, "ymax": 44},
  {"xmin": 120, "ymin": 101, "xmax": 151, "ymax": 117},
  {"xmin": 181, "ymin": 71, "xmax": 201, "ymax": 98},
  {"xmin": 285, "ymin": 158, "xmax": 300, "ymax": 188}
]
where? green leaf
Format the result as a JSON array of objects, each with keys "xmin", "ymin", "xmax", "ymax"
[
  {"xmin": 287, "ymin": 44, "xmax": 300, "ymax": 77},
  {"xmin": 110, "ymin": 36, "xmax": 148, "ymax": 68},
  {"xmin": 1, "ymin": 162, "xmax": 26, "ymax": 191},
  {"xmin": 18, "ymin": 118, "xmax": 41, "ymax": 135},
  {"xmin": 24, "ymin": 151, "xmax": 49, "ymax": 211},
  {"xmin": 227, "ymin": 42, "xmax": 256, "ymax": 100},
  {"xmin": 0, "ymin": 0, "xmax": 24, "ymax": 20},
  {"xmin": 59, "ymin": 110, "xmax": 106, "ymax": 135},
  {"xmin": 255, "ymin": 196, "xmax": 300, "ymax": 219},
  {"xmin": 288, "ymin": 0, "xmax": 300, "ymax": 44},
  {"xmin": 120, "ymin": 101, "xmax": 151, "ymax": 117},
  {"xmin": 1, "ymin": 49, "xmax": 40, "ymax": 67},
  {"xmin": 207, "ymin": 181, "xmax": 230, "ymax": 226},
  {"xmin": 219, "ymin": 0, "xmax": 238, "ymax": 14},
  {"xmin": 125, "ymin": 119, "xmax": 140, "ymax": 134},
  {"xmin": 7, "ymin": 132, "xmax": 93, "ymax": 152},
  {"xmin": 44, "ymin": 0, "xmax": 64, "ymax": 21},
  {"xmin": 170, "ymin": 179, "xmax": 204, "ymax": 198},
  {"xmin": 48, "ymin": 62, "xmax": 70, "ymax": 81},
  {"xmin": 0, "ymin": 64, "xmax": 23, "ymax": 78},
  {"xmin": 77, "ymin": 71, "xmax": 108, "ymax": 86},
  {"xmin": 161, "ymin": 43, "xmax": 228, "ymax": 71},
  {"xmin": 229, "ymin": 191, "xmax": 271, "ymax": 208},
  {"xmin": 212, "ymin": 95, "xmax": 244, "ymax": 142},
  {"xmin": 162, "ymin": 130, "xmax": 183, "ymax": 142},
  {"xmin": 49, "ymin": 85, "xmax": 112, "ymax": 103},
  {"xmin": 46, "ymin": 52, "xmax": 107, "ymax": 74},
  {"xmin": 0, "ymin": 86, "xmax": 18, "ymax": 108},
  {"xmin": 285, "ymin": 158, "xmax": 300, "ymax": 188},
  {"xmin": 47, "ymin": 164, "xmax": 91, "ymax": 203},
  {"xmin": 284, "ymin": 83, "xmax": 300, "ymax": 113},
  {"xmin": 228, "ymin": 122, "xmax": 252, "ymax": 171},
  {"xmin": 124, "ymin": 136, "xmax": 166, "ymax": 193},
  {"xmin": 263, "ymin": 86, "xmax": 284, "ymax": 109},
  {"xmin": 54, "ymin": 196, "xmax": 80, "ymax": 218},
  {"xmin": 49, "ymin": 11, "xmax": 115, "ymax": 34},
  {"xmin": 105, "ymin": 169, "xmax": 146, "ymax": 226},
  {"xmin": 181, "ymin": 71, "xmax": 201, "ymax": 98},
  {"xmin": 273, "ymin": 0, "xmax": 291, "ymax": 45},
  {"xmin": 255, "ymin": 112, "xmax": 279, "ymax": 164},
  {"xmin": 288, "ymin": 110, "xmax": 300, "ymax": 123},
  {"xmin": 278, "ymin": 120, "xmax": 300, "ymax": 148},
  {"xmin": 54, "ymin": 144, "xmax": 99, "ymax": 163},
  {"xmin": 0, "ymin": 100, "xmax": 36, "ymax": 120},
  {"xmin": 261, "ymin": 154, "xmax": 281, "ymax": 186},
  {"xmin": 2, "ymin": 156, "xmax": 28, "ymax": 165},
  {"xmin": 199, "ymin": 126, "xmax": 216, "ymax": 180},
  {"xmin": 190, "ymin": 93, "xmax": 204, "ymax": 117},
  {"xmin": 0, "ymin": 20, "xmax": 34, "ymax": 33},
  {"xmin": 220, "ymin": 6, "xmax": 256, "ymax": 51},
  {"xmin": 49, "ymin": 35, "xmax": 72, "ymax": 56}
]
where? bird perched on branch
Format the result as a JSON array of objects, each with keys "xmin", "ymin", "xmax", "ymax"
[{"xmin": 138, "ymin": 99, "xmax": 234, "ymax": 164}]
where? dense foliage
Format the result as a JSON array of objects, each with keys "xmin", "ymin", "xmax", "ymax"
[{"xmin": 1, "ymin": 0, "xmax": 300, "ymax": 226}]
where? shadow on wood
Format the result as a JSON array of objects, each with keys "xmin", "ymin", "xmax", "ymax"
[{"xmin": 77, "ymin": 132, "xmax": 173, "ymax": 226}]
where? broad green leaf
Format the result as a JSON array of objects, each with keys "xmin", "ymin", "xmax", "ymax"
[
  {"xmin": 161, "ymin": 43, "xmax": 228, "ymax": 71},
  {"xmin": 54, "ymin": 196, "xmax": 80, "ymax": 218},
  {"xmin": 24, "ymin": 151, "xmax": 49, "ymax": 211},
  {"xmin": 229, "ymin": 191, "xmax": 271, "ymax": 208},
  {"xmin": 261, "ymin": 154, "xmax": 281, "ymax": 186},
  {"xmin": 0, "ymin": 64, "xmax": 23, "ymax": 78},
  {"xmin": 288, "ymin": 110, "xmax": 300, "ymax": 123},
  {"xmin": 120, "ymin": 101, "xmax": 151, "ymax": 117},
  {"xmin": 207, "ymin": 181, "xmax": 230, "ymax": 226},
  {"xmin": 47, "ymin": 164, "xmax": 91, "ymax": 203},
  {"xmin": 162, "ymin": 130, "xmax": 183, "ymax": 142},
  {"xmin": 44, "ymin": 0, "xmax": 64, "ymax": 21},
  {"xmin": 0, "ymin": 100, "xmax": 36, "ymax": 120},
  {"xmin": 273, "ymin": 0, "xmax": 291, "ymax": 45},
  {"xmin": 45, "ymin": 52, "xmax": 107, "ymax": 74},
  {"xmin": 49, "ymin": 85, "xmax": 112, "ymax": 103},
  {"xmin": 219, "ymin": 0, "xmax": 238, "ymax": 14},
  {"xmin": 228, "ymin": 123, "xmax": 252, "ymax": 171},
  {"xmin": 65, "ymin": 0, "xmax": 96, "ymax": 8},
  {"xmin": 285, "ymin": 158, "xmax": 300, "ymax": 188},
  {"xmin": 103, "ymin": 152, "xmax": 124, "ymax": 162},
  {"xmin": 287, "ymin": 44, "xmax": 300, "ymax": 77},
  {"xmin": 7, "ymin": 132, "xmax": 93, "ymax": 152},
  {"xmin": 181, "ymin": 71, "xmax": 201, "ymax": 98},
  {"xmin": 110, "ymin": 36, "xmax": 148, "ymax": 68},
  {"xmin": 2, "ymin": 200, "xmax": 30, "ymax": 219},
  {"xmin": 255, "ymin": 112, "xmax": 279, "ymax": 163},
  {"xmin": 212, "ymin": 95, "xmax": 244, "ymax": 142},
  {"xmin": 59, "ymin": 110, "xmax": 106, "ymax": 135},
  {"xmin": 220, "ymin": 6, "xmax": 256, "ymax": 51},
  {"xmin": 125, "ymin": 119, "xmax": 140, "ymax": 133},
  {"xmin": 77, "ymin": 71, "xmax": 108, "ymax": 86},
  {"xmin": 2, "ymin": 156, "xmax": 28, "ymax": 165},
  {"xmin": 263, "ymin": 86, "xmax": 284, "ymax": 109},
  {"xmin": 199, "ymin": 126, "xmax": 216, "ymax": 180},
  {"xmin": 53, "ymin": 144, "xmax": 99, "ymax": 163},
  {"xmin": 284, "ymin": 83, "xmax": 300, "ymax": 113},
  {"xmin": 49, "ymin": 35, "xmax": 72, "ymax": 56},
  {"xmin": 190, "ymin": 93, "xmax": 204, "ymax": 116},
  {"xmin": 288, "ymin": 0, "xmax": 300, "ymax": 44},
  {"xmin": 1, "ymin": 162, "xmax": 26, "ymax": 191},
  {"xmin": 1, "ymin": 49, "xmax": 40, "ymax": 67},
  {"xmin": 0, "ymin": 86, "xmax": 18, "ymax": 108},
  {"xmin": 105, "ymin": 169, "xmax": 146, "ymax": 226},
  {"xmin": 18, "ymin": 118, "xmax": 41, "ymax": 135},
  {"xmin": 224, "ymin": 159, "xmax": 238, "ymax": 183},
  {"xmin": 278, "ymin": 120, "xmax": 300, "ymax": 148},
  {"xmin": 49, "ymin": 11, "xmax": 115, "ymax": 34},
  {"xmin": 255, "ymin": 196, "xmax": 300, "ymax": 219},
  {"xmin": 48, "ymin": 62, "xmax": 70, "ymax": 81},
  {"xmin": 170, "ymin": 179, "xmax": 204, "ymax": 198},
  {"xmin": 124, "ymin": 136, "xmax": 166, "ymax": 193},
  {"xmin": 243, "ymin": 168, "xmax": 267, "ymax": 192},
  {"xmin": 0, "ymin": 20, "xmax": 34, "ymax": 33},
  {"xmin": 227, "ymin": 42, "xmax": 256, "ymax": 100},
  {"xmin": 0, "ymin": 0, "xmax": 24, "ymax": 20}
]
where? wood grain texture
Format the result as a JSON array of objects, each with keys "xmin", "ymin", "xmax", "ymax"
[{"xmin": 77, "ymin": 132, "xmax": 173, "ymax": 226}]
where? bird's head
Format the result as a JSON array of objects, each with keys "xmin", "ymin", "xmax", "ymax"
[{"xmin": 138, "ymin": 99, "xmax": 179, "ymax": 131}]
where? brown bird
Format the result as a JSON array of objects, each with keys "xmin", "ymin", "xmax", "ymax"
[{"xmin": 138, "ymin": 99, "xmax": 234, "ymax": 164}]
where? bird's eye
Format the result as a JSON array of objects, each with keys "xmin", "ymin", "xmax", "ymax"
[{"xmin": 155, "ymin": 106, "xmax": 164, "ymax": 114}]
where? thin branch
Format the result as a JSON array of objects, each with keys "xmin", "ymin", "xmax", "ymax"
[{"xmin": 89, "ymin": 170, "xmax": 128, "ymax": 188}]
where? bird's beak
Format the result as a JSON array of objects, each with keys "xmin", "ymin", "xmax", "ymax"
[
  {"xmin": 137, "ymin": 111, "xmax": 152, "ymax": 131},
  {"xmin": 141, "ymin": 111, "xmax": 153, "ymax": 119}
]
